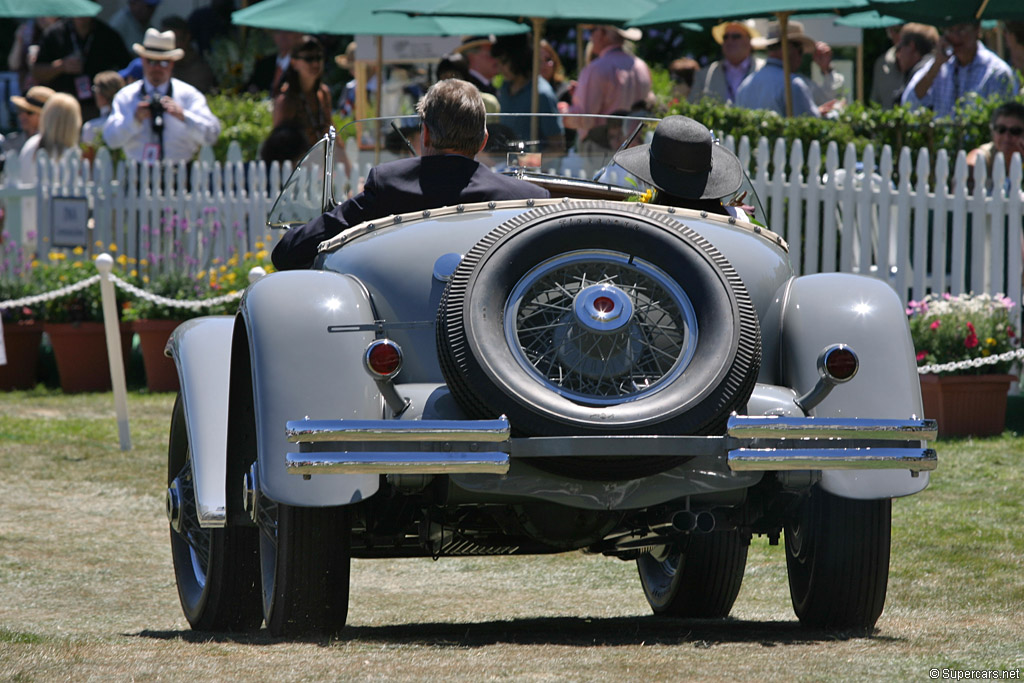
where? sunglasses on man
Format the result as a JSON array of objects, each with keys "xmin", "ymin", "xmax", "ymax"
[{"xmin": 144, "ymin": 58, "xmax": 171, "ymax": 68}]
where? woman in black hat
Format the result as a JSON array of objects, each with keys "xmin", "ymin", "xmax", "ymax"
[{"xmin": 611, "ymin": 115, "xmax": 744, "ymax": 217}]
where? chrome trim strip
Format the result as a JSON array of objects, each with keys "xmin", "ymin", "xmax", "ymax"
[
  {"xmin": 727, "ymin": 415, "xmax": 937, "ymax": 441},
  {"xmin": 728, "ymin": 448, "xmax": 938, "ymax": 471},
  {"xmin": 286, "ymin": 451, "xmax": 510, "ymax": 475},
  {"xmin": 286, "ymin": 417, "xmax": 511, "ymax": 443}
]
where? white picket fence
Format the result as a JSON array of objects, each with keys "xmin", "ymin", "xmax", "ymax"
[{"xmin": 1, "ymin": 136, "xmax": 1022, "ymax": 306}]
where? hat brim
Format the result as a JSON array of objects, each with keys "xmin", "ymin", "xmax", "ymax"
[
  {"xmin": 613, "ymin": 140, "xmax": 744, "ymax": 201},
  {"xmin": 133, "ymin": 44, "xmax": 185, "ymax": 61},
  {"xmin": 752, "ymin": 34, "xmax": 815, "ymax": 51},
  {"xmin": 711, "ymin": 22, "xmax": 761, "ymax": 45},
  {"xmin": 9, "ymin": 95, "xmax": 41, "ymax": 114},
  {"xmin": 454, "ymin": 38, "xmax": 492, "ymax": 54}
]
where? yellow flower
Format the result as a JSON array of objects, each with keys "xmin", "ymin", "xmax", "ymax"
[
  {"xmin": 227, "ymin": 255, "xmax": 239, "ymax": 266},
  {"xmin": 30, "ymin": 260, "xmax": 39, "ymax": 268},
  {"xmin": 256, "ymin": 249, "xmax": 268, "ymax": 261},
  {"xmin": 48, "ymin": 252, "xmax": 60, "ymax": 261},
  {"xmin": 224, "ymin": 272, "xmax": 237, "ymax": 284},
  {"xmin": 255, "ymin": 241, "xmax": 265, "ymax": 249},
  {"xmin": 130, "ymin": 269, "xmax": 138, "ymax": 277},
  {"xmin": 986, "ymin": 337, "xmax": 997, "ymax": 346},
  {"xmin": 94, "ymin": 240, "xmax": 104, "ymax": 248},
  {"xmin": 116, "ymin": 254, "xmax": 128, "ymax": 266},
  {"xmin": 140, "ymin": 259, "xmax": 149, "ymax": 267},
  {"xmin": 197, "ymin": 270, "xmax": 207, "ymax": 280},
  {"xmin": 219, "ymin": 265, "xmax": 228, "ymax": 273},
  {"xmin": 143, "ymin": 276, "xmax": 150, "ymax": 284},
  {"xmin": 55, "ymin": 252, "xmax": 67, "ymax": 260},
  {"xmin": 108, "ymin": 243, "xmax": 118, "ymax": 252},
  {"xmin": 982, "ymin": 349, "xmax": 991, "ymax": 357},
  {"xmin": 73, "ymin": 261, "xmax": 83, "ymax": 268},
  {"xmin": 72, "ymin": 246, "xmax": 84, "ymax": 255}
]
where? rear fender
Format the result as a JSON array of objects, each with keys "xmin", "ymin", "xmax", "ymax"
[
  {"xmin": 167, "ymin": 316, "xmax": 235, "ymax": 527},
  {"xmin": 242, "ymin": 270, "xmax": 381, "ymax": 506},
  {"xmin": 780, "ymin": 273, "xmax": 929, "ymax": 499}
]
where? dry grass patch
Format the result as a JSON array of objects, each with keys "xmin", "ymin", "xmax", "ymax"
[{"xmin": 0, "ymin": 391, "xmax": 1022, "ymax": 681}]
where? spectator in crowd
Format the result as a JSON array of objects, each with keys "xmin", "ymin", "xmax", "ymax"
[
  {"xmin": 735, "ymin": 20, "xmax": 822, "ymax": 118},
  {"xmin": 1003, "ymin": 21, "xmax": 1024, "ymax": 76},
  {"xmin": 967, "ymin": 101, "xmax": 1024, "ymax": 195},
  {"xmin": 437, "ymin": 52, "xmax": 471, "ymax": 81},
  {"xmin": 186, "ymin": 0, "xmax": 235, "ymax": 57},
  {"xmin": 611, "ymin": 115, "xmax": 744, "ymax": 218},
  {"xmin": 31, "ymin": 16, "xmax": 131, "ymax": 122},
  {"xmin": 9, "ymin": 85, "xmax": 54, "ymax": 180},
  {"xmin": 249, "ymin": 30, "xmax": 302, "ymax": 96},
  {"xmin": 806, "ymin": 39, "xmax": 846, "ymax": 106},
  {"xmin": 901, "ymin": 21, "xmax": 1015, "ymax": 117},
  {"xmin": 891, "ymin": 24, "xmax": 939, "ymax": 105},
  {"xmin": 688, "ymin": 20, "xmax": 764, "ymax": 104},
  {"xmin": 160, "ymin": 16, "xmax": 216, "ymax": 93},
  {"xmin": 18, "ymin": 92, "xmax": 81, "ymax": 185},
  {"xmin": 668, "ymin": 58, "xmax": 700, "ymax": 102},
  {"xmin": 559, "ymin": 25, "xmax": 653, "ymax": 153},
  {"xmin": 7, "ymin": 16, "xmax": 57, "ymax": 93},
  {"xmin": 454, "ymin": 35, "xmax": 498, "ymax": 96},
  {"xmin": 272, "ymin": 78, "xmax": 550, "ymax": 271},
  {"xmin": 870, "ymin": 24, "xmax": 905, "ymax": 109},
  {"xmin": 109, "ymin": 0, "xmax": 161, "ymax": 53},
  {"xmin": 103, "ymin": 28, "xmax": 221, "ymax": 163},
  {"xmin": 490, "ymin": 34, "xmax": 563, "ymax": 151},
  {"xmin": 119, "ymin": 57, "xmax": 143, "ymax": 85},
  {"xmin": 539, "ymin": 39, "xmax": 571, "ymax": 101},
  {"xmin": 81, "ymin": 70, "xmax": 125, "ymax": 147},
  {"xmin": 272, "ymin": 36, "xmax": 331, "ymax": 149}
]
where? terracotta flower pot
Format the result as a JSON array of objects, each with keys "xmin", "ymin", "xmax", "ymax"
[
  {"xmin": 44, "ymin": 322, "xmax": 133, "ymax": 393},
  {"xmin": 0, "ymin": 320, "xmax": 43, "ymax": 390},
  {"xmin": 133, "ymin": 319, "xmax": 182, "ymax": 393},
  {"xmin": 919, "ymin": 373, "xmax": 1015, "ymax": 438}
]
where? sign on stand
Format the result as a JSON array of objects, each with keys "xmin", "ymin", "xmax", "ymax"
[{"xmin": 50, "ymin": 196, "xmax": 90, "ymax": 249}]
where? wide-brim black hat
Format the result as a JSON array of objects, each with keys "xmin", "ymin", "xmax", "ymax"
[{"xmin": 613, "ymin": 115, "xmax": 743, "ymax": 200}]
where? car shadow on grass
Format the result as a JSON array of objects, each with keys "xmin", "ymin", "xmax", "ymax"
[{"xmin": 132, "ymin": 615, "xmax": 902, "ymax": 647}]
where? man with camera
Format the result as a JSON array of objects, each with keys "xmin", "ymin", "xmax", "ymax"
[{"xmin": 103, "ymin": 28, "xmax": 221, "ymax": 163}]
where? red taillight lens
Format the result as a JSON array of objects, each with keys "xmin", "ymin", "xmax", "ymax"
[
  {"xmin": 365, "ymin": 340, "xmax": 402, "ymax": 378},
  {"xmin": 823, "ymin": 345, "xmax": 858, "ymax": 382}
]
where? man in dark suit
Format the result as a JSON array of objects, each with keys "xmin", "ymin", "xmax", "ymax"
[{"xmin": 272, "ymin": 78, "xmax": 550, "ymax": 271}]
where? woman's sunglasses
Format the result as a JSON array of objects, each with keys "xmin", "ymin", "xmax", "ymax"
[{"xmin": 992, "ymin": 124, "xmax": 1024, "ymax": 137}]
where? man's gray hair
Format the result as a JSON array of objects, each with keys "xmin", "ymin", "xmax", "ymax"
[{"xmin": 417, "ymin": 79, "xmax": 486, "ymax": 155}]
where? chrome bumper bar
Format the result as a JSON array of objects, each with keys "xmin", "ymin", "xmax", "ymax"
[{"xmin": 284, "ymin": 414, "xmax": 937, "ymax": 476}]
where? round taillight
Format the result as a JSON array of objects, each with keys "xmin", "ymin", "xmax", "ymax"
[
  {"xmin": 365, "ymin": 339, "xmax": 403, "ymax": 378},
  {"xmin": 822, "ymin": 345, "xmax": 858, "ymax": 382}
]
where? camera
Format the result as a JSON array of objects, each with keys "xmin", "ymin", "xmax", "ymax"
[{"xmin": 144, "ymin": 93, "xmax": 164, "ymax": 129}]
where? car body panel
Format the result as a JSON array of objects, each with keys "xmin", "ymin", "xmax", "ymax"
[{"xmin": 779, "ymin": 273, "xmax": 930, "ymax": 499}]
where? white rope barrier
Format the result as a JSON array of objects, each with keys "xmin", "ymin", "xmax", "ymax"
[
  {"xmin": 0, "ymin": 274, "xmax": 101, "ymax": 310},
  {"xmin": 916, "ymin": 347, "xmax": 1024, "ymax": 374}
]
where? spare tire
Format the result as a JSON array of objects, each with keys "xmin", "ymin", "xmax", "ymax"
[{"xmin": 437, "ymin": 202, "xmax": 760, "ymax": 479}]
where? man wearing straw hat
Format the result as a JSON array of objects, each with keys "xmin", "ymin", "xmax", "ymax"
[
  {"xmin": 734, "ymin": 20, "xmax": 822, "ymax": 118},
  {"xmin": 9, "ymin": 85, "xmax": 55, "ymax": 182},
  {"xmin": 103, "ymin": 28, "xmax": 221, "ymax": 163},
  {"xmin": 689, "ymin": 20, "xmax": 765, "ymax": 104}
]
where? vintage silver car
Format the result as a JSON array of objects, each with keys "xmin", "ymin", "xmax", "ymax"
[{"xmin": 165, "ymin": 114, "xmax": 936, "ymax": 636}]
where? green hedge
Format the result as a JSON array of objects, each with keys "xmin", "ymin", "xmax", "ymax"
[{"xmin": 653, "ymin": 65, "xmax": 1024, "ymax": 159}]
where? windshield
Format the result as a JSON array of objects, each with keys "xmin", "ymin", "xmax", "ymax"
[{"xmin": 268, "ymin": 113, "xmax": 766, "ymax": 228}]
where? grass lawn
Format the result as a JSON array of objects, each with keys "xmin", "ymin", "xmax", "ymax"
[{"xmin": 0, "ymin": 389, "xmax": 1021, "ymax": 681}]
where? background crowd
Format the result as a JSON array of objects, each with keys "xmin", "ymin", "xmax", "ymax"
[{"xmin": 1, "ymin": 1, "xmax": 1024, "ymax": 189}]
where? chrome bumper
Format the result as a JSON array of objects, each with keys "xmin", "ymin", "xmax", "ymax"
[{"xmin": 284, "ymin": 414, "xmax": 937, "ymax": 476}]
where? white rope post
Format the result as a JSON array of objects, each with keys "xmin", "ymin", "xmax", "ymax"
[{"xmin": 95, "ymin": 254, "xmax": 131, "ymax": 451}]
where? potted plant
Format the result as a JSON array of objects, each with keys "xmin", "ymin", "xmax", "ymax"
[
  {"xmin": 0, "ymin": 278, "xmax": 42, "ymax": 391},
  {"xmin": 32, "ymin": 251, "xmax": 133, "ymax": 393},
  {"xmin": 908, "ymin": 292, "xmax": 1019, "ymax": 437}
]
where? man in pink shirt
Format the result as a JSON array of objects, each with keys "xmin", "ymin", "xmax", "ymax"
[{"xmin": 559, "ymin": 25, "xmax": 652, "ymax": 153}]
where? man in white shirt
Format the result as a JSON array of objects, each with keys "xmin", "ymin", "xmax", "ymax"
[
  {"xmin": 103, "ymin": 28, "xmax": 221, "ymax": 163},
  {"xmin": 689, "ymin": 21, "xmax": 765, "ymax": 104}
]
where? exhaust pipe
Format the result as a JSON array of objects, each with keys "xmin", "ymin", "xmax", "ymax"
[{"xmin": 649, "ymin": 509, "xmax": 717, "ymax": 535}]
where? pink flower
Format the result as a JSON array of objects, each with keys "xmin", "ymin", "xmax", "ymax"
[
  {"xmin": 916, "ymin": 350, "xmax": 927, "ymax": 362},
  {"xmin": 930, "ymin": 320, "xmax": 941, "ymax": 330},
  {"xmin": 965, "ymin": 322, "xmax": 979, "ymax": 349}
]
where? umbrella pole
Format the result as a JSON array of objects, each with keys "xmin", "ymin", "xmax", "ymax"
[
  {"xmin": 856, "ymin": 42, "xmax": 864, "ymax": 103},
  {"xmin": 779, "ymin": 12, "xmax": 793, "ymax": 118},
  {"xmin": 531, "ymin": 16, "xmax": 545, "ymax": 142},
  {"xmin": 376, "ymin": 35, "xmax": 383, "ymax": 166}
]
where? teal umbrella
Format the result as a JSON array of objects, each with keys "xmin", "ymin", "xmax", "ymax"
[
  {"xmin": 232, "ymin": 0, "xmax": 530, "ymax": 36},
  {"xmin": 833, "ymin": 10, "xmax": 905, "ymax": 28},
  {"xmin": 0, "ymin": 0, "xmax": 99, "ymax": 17},
  {"xmin": 880, "ymin": 0, "xmax": 1024, "ymax": 23}
]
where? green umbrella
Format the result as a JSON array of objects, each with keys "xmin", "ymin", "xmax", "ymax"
[
  {"xmin": 231, "ymin": 0, "xmax": 530, "ymax": 36},
  {"xmin": 0, "ymin": 0, "xmax": 99, "ymax": 17},
  {"xmin": 881, "ymin": 0, "xmax": 1024, "ymax": 23},
  {"xmin": 833, "ymin": 10, "xmax": 905, "ymax": 28}
]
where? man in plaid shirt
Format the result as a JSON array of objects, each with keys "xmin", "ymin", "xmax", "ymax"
[{"xmin": 902, "ymin": 22, "xmax": 1015, "ymax": 117}]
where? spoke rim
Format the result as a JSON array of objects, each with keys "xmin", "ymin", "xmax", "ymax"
[{"xmin": 505, "ymin": 250, "xmax": 698, "ymax": 405}]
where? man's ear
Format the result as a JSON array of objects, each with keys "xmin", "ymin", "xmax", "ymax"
[
  {"xmin": 476, "ymin": 130, "xmax": 489, "ymax": 155},
  {"xmin": 421, "ymin": 124, "xmax": 432, "ymax": 150}
]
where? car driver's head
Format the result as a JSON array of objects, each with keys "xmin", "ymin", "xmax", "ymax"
[{"xmin": 417, "ymin": 79, "xmax": 488, "ymax": 157}]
